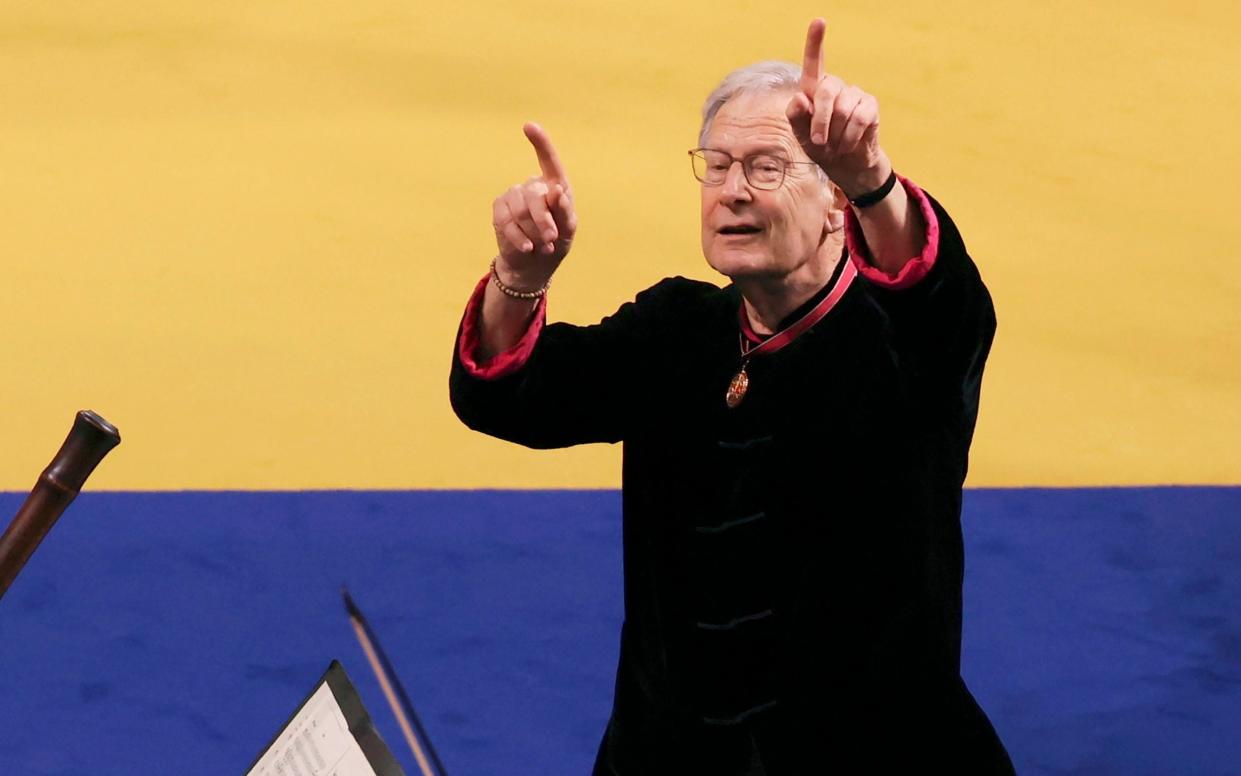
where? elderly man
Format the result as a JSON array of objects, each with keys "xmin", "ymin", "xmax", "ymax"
[{"xmin": 450, "ymin": 18, "xmax": 1014, "ymax": 775}]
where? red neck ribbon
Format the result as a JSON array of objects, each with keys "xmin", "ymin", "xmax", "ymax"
[{"xmin": 738, "ymin": 257, "xmax": 858, "ymax": 357}]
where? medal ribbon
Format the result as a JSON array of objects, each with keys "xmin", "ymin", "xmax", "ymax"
[
  {"xmin": 738, "ymin": 257, "xmax": 858, "ymax": 358},
  {"xmin": 726, "ymin": 257, "xmax": 858, "ymax": 409}
]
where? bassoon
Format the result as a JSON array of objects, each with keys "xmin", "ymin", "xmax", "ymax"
[{"xmin": 0, "ymin": 410, "xmax": 120, "ymax": 600}]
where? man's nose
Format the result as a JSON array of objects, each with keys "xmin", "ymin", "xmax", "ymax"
[{"xmin": 720, "ymin": 160, "xmax": 752, "ymax": 203}]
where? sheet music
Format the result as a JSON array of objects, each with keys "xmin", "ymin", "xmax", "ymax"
[{"xmin": 246, "ymin": 682, "xmax": 378, "ymax": 776}]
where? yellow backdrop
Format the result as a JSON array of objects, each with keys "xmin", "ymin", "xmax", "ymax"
[{"xmin": 1, "ymin": 0, "xmax": 1237, "ymax": 489}]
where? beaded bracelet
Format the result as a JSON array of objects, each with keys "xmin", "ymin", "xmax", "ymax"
[{"xmin": 490, "ymin": 257, "xmax": 551, "ymax": 300}]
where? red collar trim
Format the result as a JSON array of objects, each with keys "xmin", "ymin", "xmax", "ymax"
[{"xmin": 738, "ymin": 257, "xmax": 857, "ymax": 356}]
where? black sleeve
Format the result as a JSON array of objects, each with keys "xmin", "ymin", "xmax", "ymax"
[
  {"xmin": 860, "ymin": 191, "xmax": 997, "ymax": 449},
  {"xmin": 449, "ymin": 276, "xmax": 707, "ymax": 450}
]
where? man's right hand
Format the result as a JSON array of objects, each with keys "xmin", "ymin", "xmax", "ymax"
[{"xmin": 491, "ymin": 123, "xmax": 577, "ymax": 290}]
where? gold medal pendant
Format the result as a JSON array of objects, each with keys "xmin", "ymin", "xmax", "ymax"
[{"xmin": 726, "ymin": 364, "xmax": 749, "ymax": 409}]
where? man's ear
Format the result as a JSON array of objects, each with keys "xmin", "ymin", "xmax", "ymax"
[{"xmin": 824, "ymin": 180, "xmax": 848, "ymax": 234}]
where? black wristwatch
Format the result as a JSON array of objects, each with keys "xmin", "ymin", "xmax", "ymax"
[{"xmin": 848, "ymin": 169, "xmax": 898, "ymax": 209}]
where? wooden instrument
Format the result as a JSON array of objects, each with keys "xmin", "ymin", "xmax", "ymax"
[{"xmin": 0, "ymin": 410, "xmax": 120, "ymax": 600}]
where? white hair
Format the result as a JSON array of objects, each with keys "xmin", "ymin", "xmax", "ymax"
[{"xmin": 698, "ymin": 60, "xmax": 829, "ymax": 184}]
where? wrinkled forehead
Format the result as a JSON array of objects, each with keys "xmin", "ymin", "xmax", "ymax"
[{"xmin": 704, "ymin": 89, "xmax": 804, "ymax": 158}]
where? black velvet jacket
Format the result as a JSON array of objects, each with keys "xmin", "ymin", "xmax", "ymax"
[{"xmin": 450, "ymin": 191, "xmax": 1014, "ymax": 775}]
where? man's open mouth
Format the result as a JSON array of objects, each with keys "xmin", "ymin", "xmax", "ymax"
[{"xmin": 719, "ymin": 225, "xmax": 763, "ymax": 235}]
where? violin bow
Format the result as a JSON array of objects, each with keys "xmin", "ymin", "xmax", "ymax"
[{"xmin": 342, "ymin": 586, "xmax": 450, "ymax": 776}]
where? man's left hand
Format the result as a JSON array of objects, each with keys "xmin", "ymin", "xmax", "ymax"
[{"xmin": 786, "ymin": 18, "xmax": 890, "ymax": 199}]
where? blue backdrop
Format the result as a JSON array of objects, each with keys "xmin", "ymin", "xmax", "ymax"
[{"xmin": 0, "ymin": 489, "xmax": 1237, "ymax": 775}]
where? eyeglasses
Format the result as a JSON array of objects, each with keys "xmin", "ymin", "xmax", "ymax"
[{"xmin": 688, "ymin": 148, "xmax": 820, "ymax": 191}]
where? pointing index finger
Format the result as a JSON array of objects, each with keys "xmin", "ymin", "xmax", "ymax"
[
  {"xmin": 523, "ymin": 122, "xmax": 569, "ymax": 184},
  {"xmin": 800, "ymin": 18, "xmax": 826, "ymax": 95}
]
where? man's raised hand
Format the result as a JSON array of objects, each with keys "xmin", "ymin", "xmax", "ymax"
[
  {"xmin": 491, "ymin": 123, "xmax": 578, "ymax": 288},
  {"xmin": 786, "ymin": 18, "xmax": 887, "ymax": 197}
]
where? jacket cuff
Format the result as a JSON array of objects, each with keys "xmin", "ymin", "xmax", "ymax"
[
  {"xmin": 844, "ymin": 174, "xmax": 940, "ymax": 290},
  {"xmin": 456, "ymin": 273, "xmax": 546, "ymax": 380}
]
